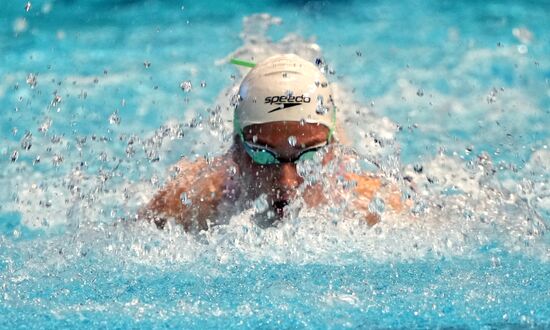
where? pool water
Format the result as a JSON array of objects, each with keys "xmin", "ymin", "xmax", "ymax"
[{"xmin": 1, "ymin": 0, "xmax": 549, "ymax": 328}]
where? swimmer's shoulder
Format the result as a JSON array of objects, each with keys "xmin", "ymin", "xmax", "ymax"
[{"xmin": 140, "ymin": 153, "xmax": 241, "ymax": 229}]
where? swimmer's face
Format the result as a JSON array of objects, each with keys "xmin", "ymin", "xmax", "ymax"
[{"xmin": 238, "ymin": 121, "xmax": 331, "ymax": 216}]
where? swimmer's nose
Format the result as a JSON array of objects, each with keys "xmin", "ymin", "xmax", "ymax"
[{"xmin": 277, "ymin": 163, "xmax": 302, "ymax": 190}]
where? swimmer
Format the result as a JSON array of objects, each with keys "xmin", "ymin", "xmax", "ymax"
[{"xmin": 140, "ymin": 54, "xmax": 406, "ymax": 231}]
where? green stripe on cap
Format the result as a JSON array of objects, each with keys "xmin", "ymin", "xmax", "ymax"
[{"xmin": 230, "ymin": 58, "xmax": 256, "ymax": 68}]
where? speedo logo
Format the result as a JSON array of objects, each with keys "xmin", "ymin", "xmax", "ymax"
[{"xmin": 265, "ymin": 95, "xmax": 311, "ymax": 113}]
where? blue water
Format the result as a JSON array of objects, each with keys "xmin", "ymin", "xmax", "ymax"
[{"xmin": 1, "ymin": 0, "xmax": 549, "ymax": 328}]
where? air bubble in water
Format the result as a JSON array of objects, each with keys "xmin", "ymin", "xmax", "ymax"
[
  {"xmin": 252, "ymin": 135, "xmax": 258, "ymax": 143},
  {"xmin": 180, "ymin": 80, "xmax": 192, "ymax": 92},
  {"xmin": 180, "ymin": 192, "xmax": 192, "ymax": 206},
  {"xmin": 288, "ymin": 135, "xmax": 297, "ymax": 147},
  {"xmin": 25, "ymin": 2, "xmax": 31, "ymax": 12}
]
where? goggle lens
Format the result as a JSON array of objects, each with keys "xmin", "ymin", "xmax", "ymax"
[{"xmin": 242, "ymin": 140, "xmax": 325, "ymax": 165}]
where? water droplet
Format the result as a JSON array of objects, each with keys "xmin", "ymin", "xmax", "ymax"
[
  {"xmin": 109, "ymin": 110, "xmax": 121, "ymax": 125},
  {"xmin": 51, "ymin": 94, "xmax": 62, "ymax": 107},
  {"xmin": 300, "ymin": 119, "xmax": 306, "ymax": 126},
  {"xmin": 314, "ymin": 81, "xmax": 320, "ymax": 87},
  {"xmin": 368, "ymin": 197, "xmax": 385, "ymax": 214},
  {"xmin": 180, "ymin": 80, "xmax": 192, "ymax": 92},
  {"xmin": 254, "ymin": 194, "xmax": 269, "ymax": 213},
  {"xmin": 284, "ymin": 90, "xmax": 293, "ymax": 98},
  {"xmin": 26, "ymin": 73, "xmax": 37, "ymax": 88},
  {"xmin": 282, "ymin": 72, "xmax": 288, "ymax": 78},
  {"xmin": 200, "ymin": 80, "xmax": 207, "ymax": 88},
  {"xmin": 416, "ymin": 88, "xmax": 424, "ymax": 97},
  {"xmin": 316, "ymin": 95, "xmax": 328, "ymax": 115},
  {"xmin": 13, "ymin": 18, "xmax": 28, "ymax": 33},
  {"xmin": 10, "ymin": 150, "xmax": 19, "ymax": 162},
  {"xmin": 143, "ymin": 61, "xmax": 151, "ymax": 68},
  {"xmin": 315, "ymin": 58, "xmax": 324, "ymax": 67},
  {"xmin": 25, "ymin": 2, "xmax": 31, "ymax": 12},
  {"xmin": 38, "ymin": 118, "xmax": 52, "ymax": 133},
  {"xmin": 356, "ymin": 50, "xmax": 362, "ymax": 57},
  {"xmin": 20, "ymin": 131, "xmax": 32, "ymax": 150},
  {"xmin": 230, "ymin": 94, "xmax": 241, "ymax": 108},
  {"xmin": 52, "ymin": 154, "xmax": 63, "ymax": 166},
  {"xmin": 180, "ymin": 192, "xmax": 192, "ymax": 206},
  {"xmin": 321, "ymin": 82, "xmax": 328, "ymax": 88},
  {"xmin": 413, "ymin": 164, "xmax": 423, "ymax": 173},
  {"xmin": 486, "ymin": 88, "xmax": 498, "ymax": 103},
  {"xmin": 288, "ymin": 135, "xmax": 297, "ymax": 147},
  {"xmin": 252, "ymin": 135, "xmax": 258, "ymax": 143}
]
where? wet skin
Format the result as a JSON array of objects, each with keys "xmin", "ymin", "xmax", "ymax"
[
  {"xmin": 143, "ymin": 121, "xmax": 404, "ymax": 230},
  {"xmin": 235, "ymin": 121, "xmax": 331, "ymax": 216}
]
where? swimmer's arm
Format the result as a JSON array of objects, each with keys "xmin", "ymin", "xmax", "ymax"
[
  {"xmin": 140, "ymin": 157, "xmax": 231, "ymax": 231},
  {"xmin": 344, "ymin": 173, "xmax": 406, "ymax": 225}
]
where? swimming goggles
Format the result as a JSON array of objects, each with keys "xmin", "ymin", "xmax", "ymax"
[{"xmin": 241, "ymin": 139, "xmax": 328, "ymax": 165}]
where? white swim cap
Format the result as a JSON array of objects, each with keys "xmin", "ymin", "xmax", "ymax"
[{"xmin": 234, "ymin": 54, "xmax": 335, "ymax": 135}]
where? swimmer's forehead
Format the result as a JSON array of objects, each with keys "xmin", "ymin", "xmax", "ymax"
[{"xmin": 242, "ymin": 121, "xmax": 330, "ymax": 147}]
